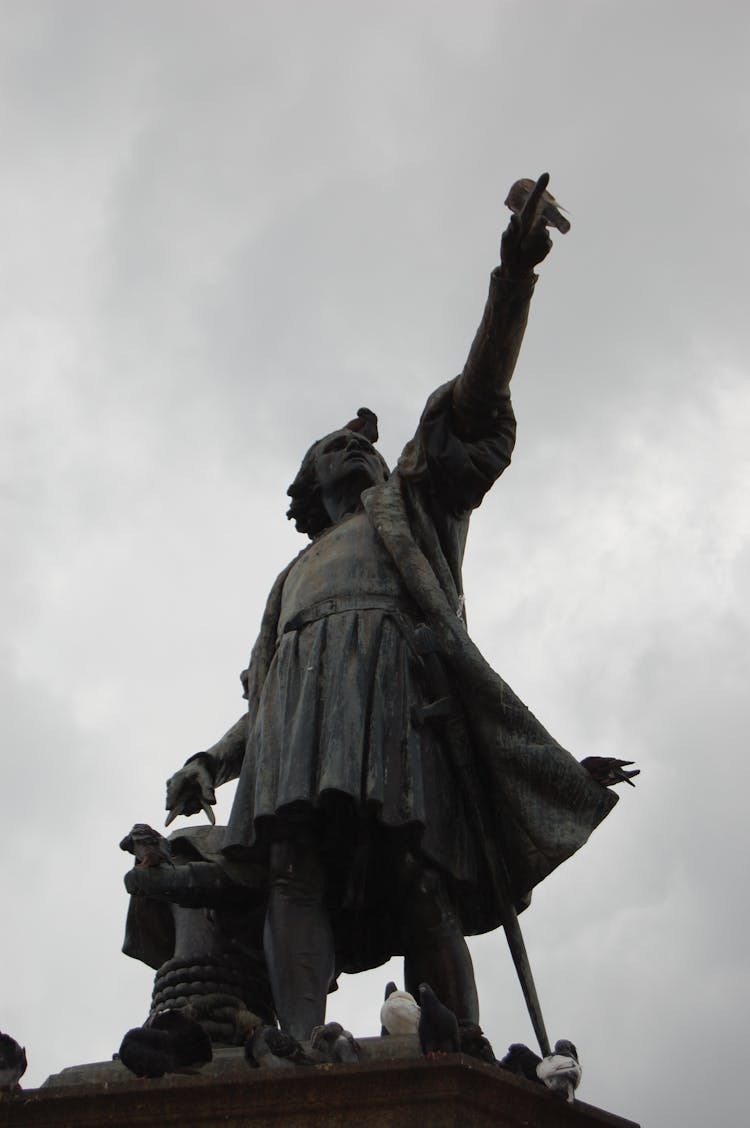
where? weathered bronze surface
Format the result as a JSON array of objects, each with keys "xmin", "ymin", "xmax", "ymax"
[{"xmin": 124, "ymin": 175, "xmax": 621, "ymax": 1051}]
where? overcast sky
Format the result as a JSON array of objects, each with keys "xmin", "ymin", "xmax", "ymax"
[{"xmin": 1, "ymin": 2, "xmax": 748, "ymax": 1123}]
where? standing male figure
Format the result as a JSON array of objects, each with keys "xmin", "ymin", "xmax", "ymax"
[{"xmin": 165, "ymin": 179, "xmax": 617, "ymax": 1040}]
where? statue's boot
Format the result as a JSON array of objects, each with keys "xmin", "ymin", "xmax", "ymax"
[{"xmin": 401, "ymin": 859, "xmax": 480, "ymax": 1023}]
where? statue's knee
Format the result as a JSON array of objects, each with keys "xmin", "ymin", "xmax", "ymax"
[
  {"xmin": 268, "ymin": 838, "xmax": 326, "ymax": 902},
  {"xmin": 399, "ymin": 854, "xmax": 457, "ymax": 933}
]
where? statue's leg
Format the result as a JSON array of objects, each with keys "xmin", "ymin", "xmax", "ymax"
[
  {"xmin": 264, "ymin": 834, "xmax": 334, "ymax": 1041},
  {"xmin": 400, "ymin": 859, "xmax": 479, "ymax": 1023}
]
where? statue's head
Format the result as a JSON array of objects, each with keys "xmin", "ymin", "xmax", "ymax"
[{"xmin": 287, "ymin": 408, "xmax": 390, "ymax": 537}]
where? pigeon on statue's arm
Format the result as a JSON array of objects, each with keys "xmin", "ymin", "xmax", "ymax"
[
  {"xmin": 119, "ymin": 823, "xmax": 174, "ymax": 867},
  {"xmin": 505, "ymin": 177, "xmax": 571, "ymax": 233},
  {"xmin": 580, "ymin": 757, "xmax": 640, "ymax": 788}
]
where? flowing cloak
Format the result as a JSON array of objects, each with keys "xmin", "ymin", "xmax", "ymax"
[{"xmin": 210, "ymin": 269, "xmax": 617, "ymax": 972}]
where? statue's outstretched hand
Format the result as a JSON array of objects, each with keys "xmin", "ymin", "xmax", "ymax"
[
  {"xmin": 500, "ymin": 172, "xmax": 554, "ymax": 276},
  {"xmin": 165, "ymin": 755, "xmax": 217, "ymax": 826}
]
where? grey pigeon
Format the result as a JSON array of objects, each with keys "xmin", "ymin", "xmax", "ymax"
[
  {"xmin": 580, "ymin": 756, "xmax": 640, "ymax": 787},
  {"xmin": 116, "ymin": 1010, "xmax": 211, "ymax": 1078},
  {"xmin": 417, "ymin": 983, "xmax": 459, "ymax": 1057},
  {"xmin": 457, "ymin": 1019, "xmax": 496, "ymax": 1064},
  {"xmin": 504, "ymin": 177, "xmax": 571, "ymax": 233},
  {"xmin": 245, "ymin": 1025, "xmax": 316, "ymax": 1070},
  {"xmin": 310, "ymin": 1021, "xmax": 360, "ymax": 1063},
  {"xmin": 498, "ymin": 1042, "xmax": 544, "ymax": 1084},
  {"xmin": 380, "ymin": 982, "xmax": 420, "ymax": 1036},
  {"xmin": 119, "ymin": 823, "xmax": 174, "ymax": 867},
  {"xmin": 536, "ymin": 1039, "xmax": 582, "ymax": 1102},
  {"xmin": 0, "ymin": 1032, "xmax": 27, "ymax": 1091}
]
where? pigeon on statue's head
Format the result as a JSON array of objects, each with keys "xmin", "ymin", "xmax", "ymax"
[
  {"xmin": 536, "ymin": 1039, "xmax": 582, "ymax": 1102},
  {"xmin": 343, "ymin": 407, "xmax": 378, "ymax": 442}
]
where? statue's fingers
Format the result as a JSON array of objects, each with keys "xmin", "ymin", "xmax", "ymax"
[
  {"xmin": 165, "ymin": 790, "xmax": 193, "ymax": 825},
  {"xmin": 200, "ymin": 798, "xmax": 217, "ymax": 825}
]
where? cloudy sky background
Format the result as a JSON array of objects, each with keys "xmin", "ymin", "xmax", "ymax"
[{"xmin": 1, "ymin": 2, "xmax": 748, "ymax": 1123}]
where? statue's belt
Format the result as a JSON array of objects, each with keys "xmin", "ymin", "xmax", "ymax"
[
  {"xmin": 281, "ymin": 594, "xmax": 415, "ymax": 634},
  {"xmin": 281, "ymin": 596, "xmax": 460, "ymax": 725}
]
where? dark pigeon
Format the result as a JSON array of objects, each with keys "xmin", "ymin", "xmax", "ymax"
[
  {"xmin": 0, "ymin": 1032, "xmax": 27, "ymax": 1091},
  {"xmin": 417, "ymin": 983, "xmax": 459, "ymax": 1057},
  {"xmin": 343, "ymin": 407, "xmax": 378, "ymax": 442},
  {"xmin": 119, "ymin": 823, "xmax": 174, "ymax": 867},
  {"xmin": 498, "ymin": 1042, "xmax": 544, "ymax": 1084},
  {"xmin": 536, "ymin": 1039, "xmax": 582, "ymax": 1102},
  {"xmin": 310, "ymin": 1021, "xmax": 360, "ymax": 1063},
  {"xmin": 117, "ymin": 1028, "xmax": 184, "ymax": 1079},
  {"xmin": 580, "ymin": 756, "xmax": 640, "ymax": 787},
  {"xmin": 245, "ymin": 1025, "xmax": 316, "ymax": 1070},
  {"xmin": 147, "ymin": 1010, "xmax": 211, "ymax": 1065},
  {"xmin": 457, "ymin": 1019, "xmax": 496, "ymax": 1064},
  {"xmin": 116, "ymin": 1009, "xmax": 211, "ymax": 1078}
]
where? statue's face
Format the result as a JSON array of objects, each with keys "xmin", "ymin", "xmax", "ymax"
[{"xmin": 314, "ymin": 429, "xmax": 388, "ymax": 521}]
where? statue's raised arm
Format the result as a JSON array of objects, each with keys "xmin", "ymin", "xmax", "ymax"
[{"xmin": 452, "ymin": 173, "xmax": 553, "ymax": 439}]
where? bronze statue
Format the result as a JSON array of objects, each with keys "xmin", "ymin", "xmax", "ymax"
[{"xmin": 162, "ymin": 176, "xmax": 621, "ymax": 1045}]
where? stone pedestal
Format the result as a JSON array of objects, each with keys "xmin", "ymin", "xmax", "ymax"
[{"xmin": 0, "ymin": 1042, "xmax": 639, "ymax": 1128}]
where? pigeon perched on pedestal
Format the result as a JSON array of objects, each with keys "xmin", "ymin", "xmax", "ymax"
[
  {"xmin": 536, "ymin": 1039, "xmax": 582, "ymax": 1102},
  {"xmin": 245, "ymin": 1025, "xmax": 316, "ymax": 1070},
  {"xmin": 581, "ymin": 756, "xmax": 640, "ymax": 787},
  {"xmin": 119, "ymin": 823, "xmax": 174, "ymax": 867},
  {"xmin": 380, "ymin": 981, "xmax": 420, "ymax": 1036},
  {"xmin": 504, "ymin": 178, "xmax": 571, "ymax": 233},
  {"xmin": 498, "ymin": 1042, "xmax": 544, "ymax": 1083},
  {"xmin": 457, "ymin": 1019, "xmax": 496, "ymax": 1064},
  {"xmin": 417, "ymin": 983, "xmax": 459, "ymax": 1057},
  {"xmin": 310, "ymin": 1021, "xmax": 360, "ymax": 1063},
  {"xmin": 116, "ymin": 1011, "xmax": 211, "ymax": 1079},
  {"xmin": 0, "ymin": 1032, "xmax": 27, "ymax": 1091}
]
